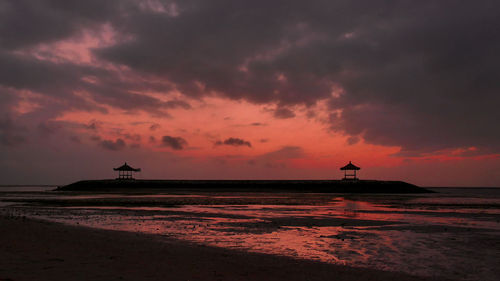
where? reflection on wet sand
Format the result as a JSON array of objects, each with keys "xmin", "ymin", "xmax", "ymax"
[{"xmin": 1, "ymin": 188, "xmax": 499, "ymax": 281}]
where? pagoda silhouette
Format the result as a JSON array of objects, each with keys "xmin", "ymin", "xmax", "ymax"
[
  {"xmin": 340, "ymin": 161, "xmax": 360, "ymax": 180},
  {"xmin": 113, "ymin": 162, "xmax": 141, "ymax": 180}
]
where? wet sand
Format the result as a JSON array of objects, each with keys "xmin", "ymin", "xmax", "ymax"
[{"xmin": 0, "ymin": 215, "xmax": 443, "ymax": 281}]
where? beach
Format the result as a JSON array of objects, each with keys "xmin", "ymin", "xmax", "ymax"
[
  {"xmin": 2, "ymin": 1, "xmax": 499, "ymax": 279},
  {"xmin": 1, "ymin": 187, "xmax": 499, "ymax": 281},
  {"xmin": 0, "ymin": 215, "xmax": 437, "ymax": 281}
]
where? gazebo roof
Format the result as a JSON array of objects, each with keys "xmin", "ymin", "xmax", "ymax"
[
  {"xmin": 340, "ymin": 161, "xmax": 360, "ymax": 170},
  {"xmin": 113, "ymin": 162, "xmax": 141, "ymax": 172}
]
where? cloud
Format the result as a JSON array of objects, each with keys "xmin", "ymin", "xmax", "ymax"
[
  {"xmin": 0, "ymin": 126, "xmax": 25, "ymax": 146},
  {"xmin": 164, "ymin": 99, "xmax": 191, "ymax": 110},
  {"xmin": 0, "ymin": 0, "xmax": 124, "ymax": 50},
  {"xmin": 273, "ymin": 107, "xmax": 295, "ymax": 119},
  {"xmin": 94, "ymin": 1, "xmax": 500, "ymax": 153},
  {"xmin": 0, "ymin": 113, "xmax": 26, "ymax": 146},
  {"xmin": 215, "ymin": 137, "xmax": 252, "ymax": 148},
  {"xmin": 161, "ymin": 135, "xmax": 188, "ymax": 150},
  {"xmin": 149, "ymin": 123, "xmax": 160, "ymax": 131},
  {"xmin": 38, "ymin": 121, "xmax": 61, "ymax": 136},
  {"xmin": 86, "ymin": 121, "xmax": 101, "ymax": 131},
  {"xmin": 69, "ymin": 135, "xmax": 81, "ymax": 143},
  {"xmin": 100, "ymin": 138, "xmax": 126, "ymax": 151},
  {"xmin": 346, "ymin": 136, "xmax": 360, "ymax": 145},
  {"xmin": 259, "ymin": 146, "xmax": 305, "ymax": 160},
  {"xmin": 250, "ymin": 146, "xmax": 305, "ymax": 168},
  {"xmin": 0, "ymin": 1, "xmax": 499, "ymax": 154},
  {"xmin": 122, "ymin": 133, "xmax": 141, "ymax": 142},
  {"xmin": 250, "ymin": 122, "xmax": 267, "ymax": 126}
]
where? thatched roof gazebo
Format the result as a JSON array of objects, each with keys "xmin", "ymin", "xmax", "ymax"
[
  {"xmin": 340, "ymin": 161, "xmax": 360, "ymax": 180},
  {"xmin": 113, "ymin": 162, "xmax": 141, "ymax": 180}
]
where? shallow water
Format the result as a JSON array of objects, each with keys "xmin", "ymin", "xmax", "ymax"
[{"xmin": 1, "ymin": 187, "xmax": 499, "ymax": 281}]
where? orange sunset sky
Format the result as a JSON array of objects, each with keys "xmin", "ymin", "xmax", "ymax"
[{"xmin": 1, "ymin": 1, "xmax": 499, "ymax": 186}]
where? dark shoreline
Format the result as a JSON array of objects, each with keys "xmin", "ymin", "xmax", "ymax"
[
  {"xmin": 0, "ymin": 215, "xmax": 444, "ymax": 281},
  {"xmin": 58, "ymin": 179, "xmax": 432, "ymax": 193}
]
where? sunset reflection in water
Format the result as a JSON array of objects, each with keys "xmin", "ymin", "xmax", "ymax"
[{"xmin": 3, "ymin": 189, "xmax": 500, "ymax": 281}]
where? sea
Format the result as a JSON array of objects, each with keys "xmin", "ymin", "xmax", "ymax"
[{"xmin": 1, "ymin": 186, "xmax": 499, "ymax": 281}]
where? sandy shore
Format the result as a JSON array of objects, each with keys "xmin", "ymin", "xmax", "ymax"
[{"xmin": 0, "ymin": 215, "xmax": 445, "ymax": 281}]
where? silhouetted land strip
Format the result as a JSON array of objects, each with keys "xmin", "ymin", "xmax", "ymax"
[{"xmin": 58, "ymin": 179, "xmax": 432, "ymax": 193}]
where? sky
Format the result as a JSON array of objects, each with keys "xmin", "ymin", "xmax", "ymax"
[{"xmin": 1, "ymin": 0, "xmax": 499, "ymax": 186}]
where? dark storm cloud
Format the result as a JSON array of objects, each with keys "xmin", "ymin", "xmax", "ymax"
[
  {"xmin": 0, "ymin": 0, "xmax": 125, "ymax": 50},
  {"xmin": 94, "ymin": 0, "xmax": 500, "ymax": 154},
  {"xmin": 100, "ymin": 138, "xmax": 126, "ymax": 151},
  {"xmin": 1, "ymin": 1, "xmax": 499, "ymax": 154},
  {"xmin": 215, "ymin": 137, "xmax": 252, "ymax": 148},
  {"xmin": 0, "ymin": 50, "xmax": 97, "ymax": 97},
  {"xmin": 161, "ymin": 135, "xmax": 188, "ymax": 150},
  {"xmin": 0, "ymin": 0, "xmax": 178, "ymax": 116},
  {"xmin": 0, "ymin": 48, "xmax": 182, "ymax": 117}
]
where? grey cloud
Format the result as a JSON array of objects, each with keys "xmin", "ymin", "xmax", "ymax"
[
  {"xmin": 37, "ymin": 121, "xmax": 62, "ymax": 136},
  {"xmin": 0, "ymin": 1, "xmax": 499, "ymax": 154},
  {"xmin": 0, "ymin": 50, "xmax": 99, "ymax": 97},
  {"xmin": 273, "ymin": 107, "xmax": 295, "ymax": 119},
  {"xmin": 0, "ymin": 134, "xmax": 26, "ymax": 146},
  {"xmin": 161, "ymin": 135, "xmax": 187, "ymax": 150},
  {"xmin": 69, "ymin": 135, "xmax": 81, "ymax": 143},
  {"xmin": 164, "ymin": 100, "xmax": 191, "ymax": 110},
  {"xmin": 215, "ymin": 137, "xmax": 252, "ymax": 148},
  {"xmin": 251, "ymin": 146, "xmax": 305, "ymax": 168},
  {"xmin": 149, "ymin": 123, "xmax": 161, "ymax": 131},
  {"xmin": 0, "ymin": 115, "xmax": 26, "ymax": 146},
  {"xmin": 123, "ymin": 133, "xmax": 141, "ymax": 142},
  {"xmin": 93, "ymin": 1, "xmax": 500, "ymax": 153},
  {"xmin": 259, "ymin": 146, "xmax": 305, "ymax": 160},
  {"xmin": 85, "ymin": 120, "xmax": 108, "ymax": 131},
  {"xmin": 100, "ymin": 138, "xmax": 126, "ymax": 151},
  {"xmin": 0, "ymin": 0, "xmax": 125, "ymax": 50},
  {"xmin": 86, "ymin": 122, "xmax": 99, "ymax": 130},
  {"xmin": 250, "ymin": 122, "xmax": 267, "ymax": 126},
  {"xmin": 0, "ymin": 48, "xmax": 181, "ymax": 118},
  {"xmin": 346, "ymin": 136, "xmax": 359, "ymax": 145}
]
